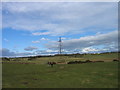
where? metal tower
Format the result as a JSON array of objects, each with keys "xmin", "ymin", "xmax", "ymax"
[{"xmin": 58, "ymin": 37, "xmax": 62, "ymax": 54}]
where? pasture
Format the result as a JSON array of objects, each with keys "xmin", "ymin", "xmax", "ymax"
[
  {"xmin": 2, "ymin": 52, "xmax": 119, "ymax": 88},
  {"xmin": 2, "ymin": 52, "xmax": 119, "ymax": 64}
]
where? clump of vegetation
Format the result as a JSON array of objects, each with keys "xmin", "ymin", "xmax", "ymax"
[
  {"xmin": 113, "ymin": 59, "xmax": 119, "ymax": 62},
  {"xmin": 2, "ymin": 57, "xmax": 10, "ymax": 61}
]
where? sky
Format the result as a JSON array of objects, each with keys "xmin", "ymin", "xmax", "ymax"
[{"xmin": 1, "ymin": 2, "xmax": 119, "ymax": 57}]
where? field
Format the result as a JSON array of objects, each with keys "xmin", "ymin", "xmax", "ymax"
[
  {"xmin": 2, "ymin": 52, "xmax": 119, "ymax": 64},
  {"xmin": 2, "ymin": 52, "xmax": 119, "ymax": 88}
]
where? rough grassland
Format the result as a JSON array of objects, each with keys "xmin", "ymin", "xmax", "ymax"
[
  {"xmin": 3, "ymin": 62, "xmax": 118, "ymax": 88},
  {"xmin": 2, "ymin": 53, "xmax": 119, "ymax": 64}
]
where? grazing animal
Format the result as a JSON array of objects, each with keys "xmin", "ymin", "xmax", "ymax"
[{"xmin": 47, "ymin": 62, "xmax": 56, "ymax": 67}]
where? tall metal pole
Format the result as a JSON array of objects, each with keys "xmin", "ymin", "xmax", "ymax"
[{"xmin": 58, "ymin": 37, "xmax": 62, "ymax": 54}]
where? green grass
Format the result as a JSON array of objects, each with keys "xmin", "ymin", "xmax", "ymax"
[
  {"xmin": 2, "ymin": 53, "xmax": 119, "ymax": 64},
  {"xmin": 82, "ymin": 53, "xmax": 118, "ymax": 61},
  {"xmin": 2, "ymin": 62, "xmax": 118, "ymax": 88}
]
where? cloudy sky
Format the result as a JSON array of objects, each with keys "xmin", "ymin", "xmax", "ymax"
[{"xmin": 1, "ymin": 2, "xmax": 118, "ymax": 57}]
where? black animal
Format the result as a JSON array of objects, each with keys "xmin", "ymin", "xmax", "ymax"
[{"xmin": 47, "ymin": 62, "xmax": 56, "ymax": 67}]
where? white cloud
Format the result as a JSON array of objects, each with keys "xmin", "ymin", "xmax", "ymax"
[
  {"xmin": 46, "ymin": 30, "xmax": 118, "ymax": 52},
  {"xmin": 82, "ymin": 47, "xmax": 98, "ymax": 53},
  {"xmin": 46, "ymin": 49, "xmax": 58, "ymax": 52},
  {"xmin": 3, "ymin": 38, "xmax": 9, "ymax": 42},
  {"xmin": 0, "ymin": 48, "xmax": 36, "ymax": 57},
  {"xmin": 2, "ymin": 31, "xmax": 118, "ymax": 57},
  {"xmin": 1, "ymin": 48, "xmax": 15, "ymax": 57},
  {"xmin": 32, "ymin": 37, "xmax": 49, "ymax": 43},
  {"xmin": 32, "ymin": 32, "xmax": 50, "ymax": 36},
  {"xmin": 40, "ymin": 37, "xmax": 49, "ymax": 40},
  {"xmin": 2, "ymin": 0, "xmax": 119, "ymax": 2},
  {"xmin": 24, "ymin": 46, "xmax": 38, "ymax": 51},
  {"xmin": 2, "ymin": 2, "xmax": 118, "ymax": 36},
  {"xmin": 61, "ymin": 37, "xmax": 66, "ymax": 40},
  {"xmin": 32, "ymin": 40, "xmax": 40, "ymax": 43},
  {"xmin": 34, "ymin": 49, "xmax": 58, "ymax": 55},
  {"xmin": 2, "ymin": 2, "xmax": 118, "ymax": 55}
]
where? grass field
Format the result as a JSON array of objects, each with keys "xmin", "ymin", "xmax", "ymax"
[
  {"xmin": 2, "ymin": 52, "xmax": 119, "ymax": 88},
  {"xmin": 2, "ymin": 62, "xmax": 118, "ymax": 88},
  {"xmin": 2, "ymin": 52, "xmax": 119, "ymax": 64}
]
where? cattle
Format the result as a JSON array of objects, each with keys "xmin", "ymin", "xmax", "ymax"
[{"xmin": 47, "ymin": 62, "xmax": 56, "ymax": 67}]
